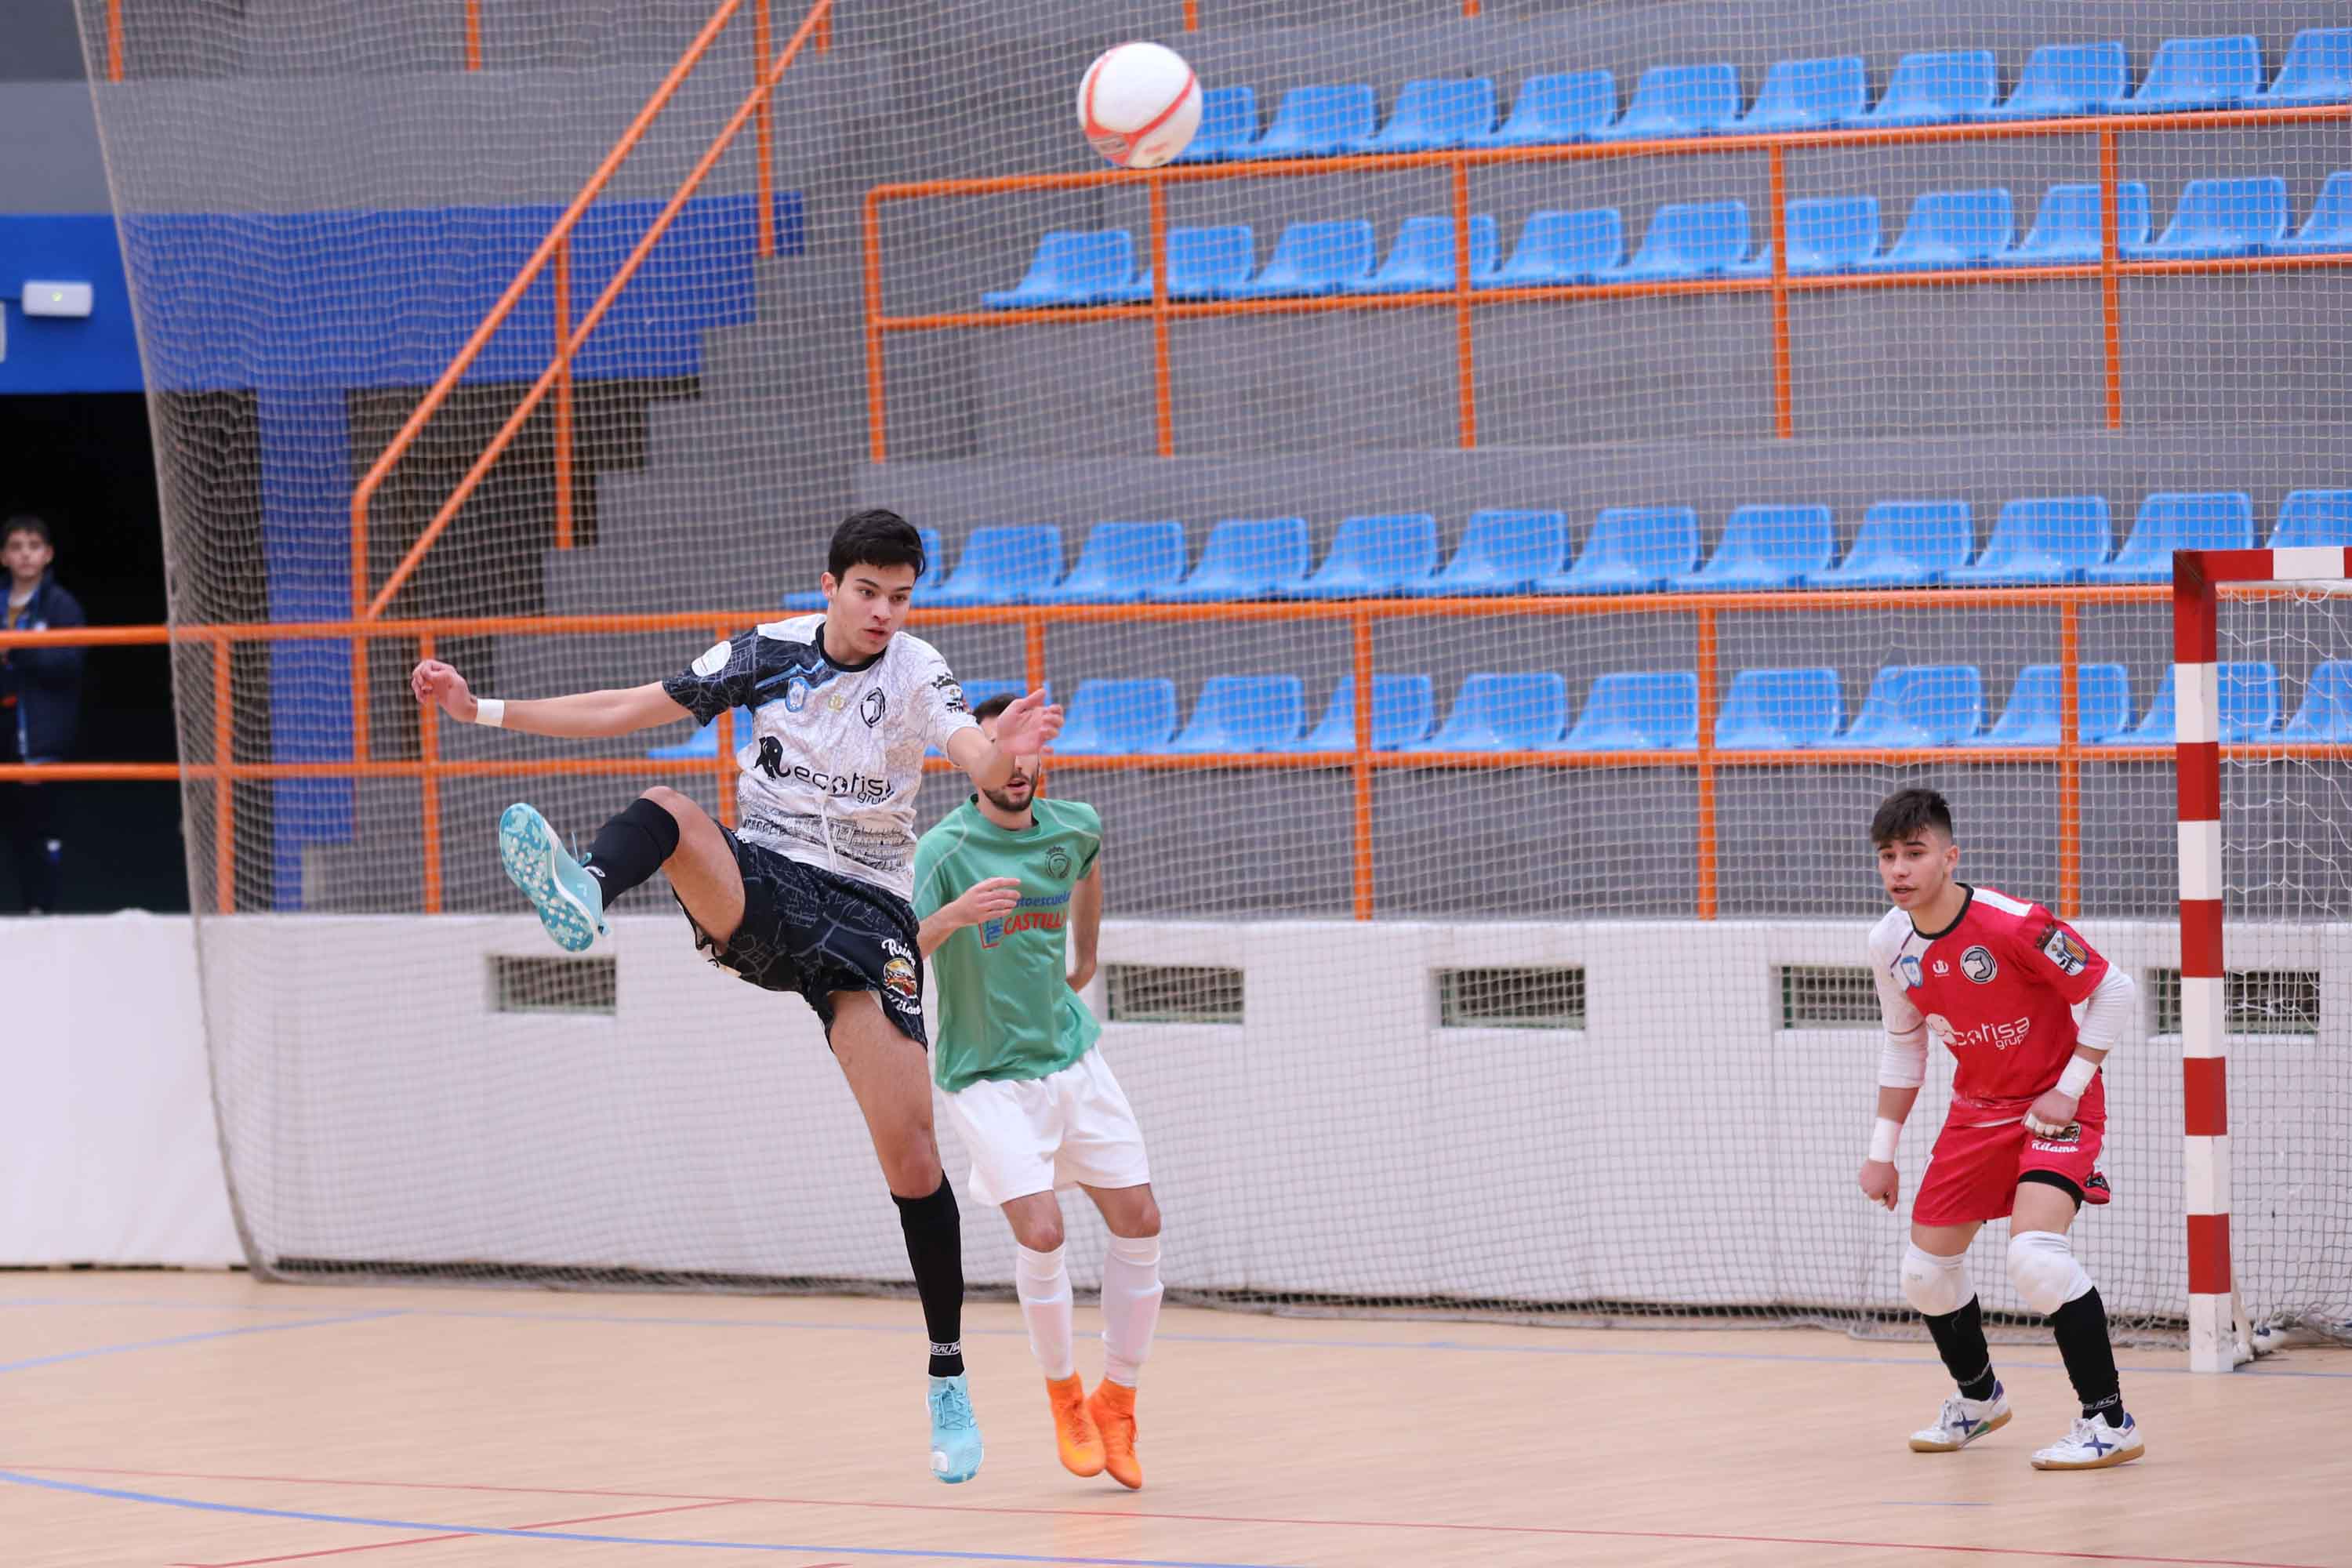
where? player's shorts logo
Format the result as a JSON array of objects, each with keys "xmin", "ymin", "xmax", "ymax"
[
  {"xmin": 1047, "ymin": 846, "xmax": 1072, "ymax": 880},
  {"xmin": 861, "ymin": 688, "xmax": 887, "ymax": 728},
  {"xmin": 2031, "ymin": 1123, "xmax": 2082, "ymax": 1150},
  {"xmin": 2038, "ymin": 922, "xmax": 2088, "ymax": 976},
  {"xmin": 1960, "ymin": 945, "xmax": 1998, "ymax": 984},
  {"xmin": 880, "ymin": 938, "xmax": 921, "ymax": 1012}
]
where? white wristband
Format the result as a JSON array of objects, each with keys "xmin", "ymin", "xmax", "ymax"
[
  {"xmin": 1867, "ymin": 1116, "xmax": 1902, "ymax": 1163},
  {"xmin": 473, "ymin": 698, "xmax": 506, "ymax": 728},
  {"xmin": 2056, "ymin": 1054, "xmax": 2098, "ymax": 1098}
]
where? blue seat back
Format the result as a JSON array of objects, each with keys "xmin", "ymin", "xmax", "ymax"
[
  {"xmin": 1162, "ymin": 225, "xmax": 1255, "ymax": 295},
  {"xmin": 1497, "ymin": 208, "xmax": 1624, "ymax": 282},
  {"xmin": 1253, "ymin": 220, "xmax": 1377, "ymax": 291},
  {"xmin": 2265, "ymin": 27, "xmax": 2352, "ymax": 103},
  {"xmin": 1374, "ymin": 77, "xmax": 1498, "ymax": 148},
  {"xmin": 1171, "ymin": 517, "xmax": 1312, "ymax": 597},
  {"xmin": 1058, "ymin": 521, "xmax": 1187, "ymax": 594},
  {"xmin": 1058, "ymin": 679, "xmax": 1178, "ymax": 754},
  {"xmin": 1704, "ymin": 503, "xmax": 1835, "ymax": 578},
  {"xmin": 1847, "ymin": 500, "xmax": 1974, "ymax": 575},
  {"xmin": 1177, "ymin": 85, "xmax": 1258, "ymax": 162},
  {"xmin": 1612, "ymin": 63, "xmax": 1740, "ymax": 136},
  {"xmin": 1840, "ymin": 665, "xmax": 1985, "ymax": 746},
  {"xmin": 1716, "ymin": 668, "xmax": 1844, "ymax": 749},
  {"xmin": 992, "ymin": 230, "xmax": 1134, "ymax": 304},
  {"xmin": 1368, "ymin": 214, "xmax": 1500, "ymax": 289},
  {"xmin": 2014, "ymin": 182, "xmax": 2151, "ymax": 259},
  {"xmin": 938, "ymin": 524, "xmax": 1063, "ymax": 601},
  {"xmin": 1744, "ymin": 56, "xmax": 1867, "ymax": 129},
  {"xmin": 1172, "ymin": 674, "xmax": 1306, "ymax": 753},
  {"xmin": 2000, "ymin": 41, "xmax": 2128, "ymax": 114},
  {"xmin": 1446, "ymin": 509, "xmax": 1569, "ymax": 583},
  {"xmin": 2151, "ymin": 177, "xmax": 2289, "ymax": 252},
  {"xmin": 1886, "ymin": 188, "xmax": 2016, "ymax": 264},
  {"xmin": 2284, "ymin": 661, "xmax": 2352, "ymax": 741},
  {"xmin": 914, "ymin": 528, "xmax": 947, "ymax": 593},
  {"xmin": 1980, "ymin": 664, "xmax": 2132, "ymax": 745},
  {"xmin": 2270, "ymin": 489, "xmax": 2352, "ymax": 548},
  {"xmin": 1623, "ymin": 200, "xmax": 1751, "ymax": 277},
  {"xmin": 1256, "ymin": 83, "xmax": 1377, "ymax": 156},
  {"xmin": 1308, "ymin": 674, "xmax": 1436, "ymax": 750},
  {"xmin": 1870, "ymin": 49, "xmax": 1998, "ymax": 121},
  {"xmin": 1581, "ymin": 506, "xmax": 1701, "ymax": 578},
  {"xmin": 2112, "ymin": 492, "xmax": 2255, "ymax": 567},
  {"xmin": 1316, "ymin": 512, "xmax": 1440, "ymax": 587},
  {"xmin": 2286, "ymin": 170, "xmax": 2352, "ymax": 248},
  {"xmin": 2132, "ymin": 34, "xmax": 2263, "ymax": 107},
  {"xmin": 1431, "ymin": 672, "xmax": 1569, "ymax": 750},
  {"xmin": 1563, "ymin": 670, "xmax": 1698, "ymax": 751},
  {"xmin": 1494, "ymin": 69, "xmax": 1617, "ymax": 141},
  {"xmin": 1983, "ymin": 496, "xmax": 2113, "ymax": 571},
  {"xmin": 2123, "ymin": 662, "xmax": 2280, "ymax": 743},
  {"xmin": 1787, "ymin": 196, "xmax": 1882, "ymax": 272}
]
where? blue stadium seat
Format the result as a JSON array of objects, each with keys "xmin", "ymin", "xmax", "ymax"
[
  {"xmin": 1305, "ymin": 673, "xmax": 1437, "ymax": 751},
  {"xmin": 2122, "ymin": 34, "xmax": 2263, "ymax": 112},
  {"xmin": 1152, "ymin": 517, "xmax": 1312, "ymax": 601},
  {"xmin": 2257, "ymin": 28, "xmax": 2352, "ymax": 105},
  {"xmin": 1369, "ymin": 77, "xmax": 1499, "ymax": 152},
  {"xmin": 1590, "ymin": 63, "xmax": 1740, "ymax": 140},
  {"xmin": 1676, "ymin": 503, "xmax": 1834, "ymax": 590},
  {"xmin": 1027, "ymin": 521, "xmax": 1187, "ymax": 604},
  {"xmin": 2000, "ymin": 181, "xmax": 2152, "ymax": 266},
  {"xmin": 1053, "ymin": 678, "xmax": 1178, "ymax": 756},
  {"xmin": 2127, "ymin": 177, "xmax": 2288, "ymax": 260},
  {"xmin": 1944, "ymin": 496, "xmax": 2112, "ymax": 586},
  {"xmin": 2270, "ymin": 489, "xmax": 2352, "ymax": 548},
  {"xmin": 1828, "ymin": 666, "xmax": 1985, "ymax": 748},
  {"xmin": 1355, "ymin": 214, "xmax": 1501, "ymax": 293},
  {"xmin": 1783, "ymin": 195, "xmax": 1884, "ymax": 274},
  {"xmin": 1225, "ymin": 220, "xmax": 1377, "ymax": 299},
  {"xmin": 1468, "ymin": 70, "xmax": 1617, "ymax": 147},
  {"xmin": 922, "ymin": 524, "xmax": 1064, "ymax": 607},
  {"xmin": 1860, "ymin": 188, "xmax": 2016, "ymax": 270},
  {"xmin": 1969, "ymin": 663, "xmax": 2132, "ymax": 746},
  {"xmin": 1609, "ymin": 201, "xmax": 1753, "ymax": 281},
  {"xmin": 1535, "ymin": 506, "xmax": 1700, "ymax": 594},
  {"xmin": 924, "ymin": 679, "xmax": 1047, "ymax": 756},
  {"xmin": 1410, "ymin": 509, "xmax": 1569, "ymax": 596},
  {"xmin": 2100, "ymin": 662, "xmax": 2279, "ymax": 745},
  {"xmin": 2275, "ymin": 172, "xmax": 2352, "ymax": 255},
  {"xmin": 1740, "ymin": 56, "xmax": 1867, "ymax": 131},
  {"xmin": 2082, "ymin": 492, "xmax": 2255, "ymax": 584},
  {"xmin": 1174, "ymin": 85, "xmax": 1258, "ymax": 163},
  {"xmin": 1862, "ymin": 50, "xmax": 1998, "ymax": 126},
  {"xmin": 1285, "ymin": 513, "xmax": 1440, "ymax": 599},
  {"xmin": 2283, "ymin": 661, "xmax": 2352, "ymax": 742},
  {"xmin": 984, "ymin": 230, "xmax": 1135, "ymax": 308},
  {"xmin": 648, "ymin": 705, "xmax": 756, "ymax": 760},
  {"xmin": 1483, "ymin": 208, "xmax": 1624, "ymax": 287},
  {"xmin": 1714, "ymin": 668, "xmax": 1844, "ymax": 749},
  {"xmin": 1808, "ymin": 500, "xmax": 1973, "ymax": 588},
  {"xmin": 1107, "ymin": 225, "xmax": 1256, "ymax": 302},
  {"xmin": 1248, "ymin": 83, "xmax": 1377, "ymax": 158},
  {"xmin": 1419, "ymin": 672, "xmax": 1569, "ymax": 750},
  {"xmin": 786, "ymin": 528, "xmax": 944, "ymax": 609},
  {"xmin": 1559, "ymin": 670, "xmax": 1698, "ymax": 751},
  {"xmin": 1169, "ymin": 674, "xmax": 1307, "ymax": 754},
  {"xmin": 1982, "ymin": 41, "xmax": 2129, "ymax": 119}
]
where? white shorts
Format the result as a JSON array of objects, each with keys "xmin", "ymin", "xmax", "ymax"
[{"xmin": 941, "ymin": 1049, "xmax": 1151, "ymax": 1209}]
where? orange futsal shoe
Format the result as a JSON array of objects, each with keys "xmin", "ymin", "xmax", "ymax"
[
  {"xmin": 1085, "ymin": 1381, "xmax": 1142, "ymax": 1490},
  {"xmin": 1047, "ymin": 1374, "xmax": 1105, "ymax": 1477}
]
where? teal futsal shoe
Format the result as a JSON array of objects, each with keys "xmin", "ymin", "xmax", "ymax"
[
  {"xmin": 927, "ymin": 1374, "xmax": 985, "ymax": 1484},
  {"xmin": 497, "ymin": 802, "xmax": 608, "ymax": 953}
]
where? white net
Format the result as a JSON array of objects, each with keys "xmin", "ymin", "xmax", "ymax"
[{"xmin": 81, "ymin": 0, "xmax": 2352, "ymax": 1344}]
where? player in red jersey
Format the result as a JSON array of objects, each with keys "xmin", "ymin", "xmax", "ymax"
[{"xmin": 1859, "ymin": 788, "xmax": 2144, "ymax": 1470}]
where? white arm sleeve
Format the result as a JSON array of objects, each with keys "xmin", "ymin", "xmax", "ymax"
[
  {"xmin": 1869, "ymin": 935, "xmax": 1929, "ymax": 1089},
  {"xmin": 2073, "ymin": 964, "xmax": 2136, "ymax": 1054}
]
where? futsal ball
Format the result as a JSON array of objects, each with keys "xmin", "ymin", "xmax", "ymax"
[{"xmin": 1078, "ymin": 42, "xmax": 1202, "ymax": 169}]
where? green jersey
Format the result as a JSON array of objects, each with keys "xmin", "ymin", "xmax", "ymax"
[{"xmin": 913, "ymin": 797, "xmax": 1102, "ymax": 1093}]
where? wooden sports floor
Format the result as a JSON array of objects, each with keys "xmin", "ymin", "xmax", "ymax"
[{"xmin": 5, "ymin": 1272, "xmax": 2347, "ymax": 1568}]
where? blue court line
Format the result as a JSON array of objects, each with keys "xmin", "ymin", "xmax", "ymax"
[
  {"xmin": 0, "ymin": 1309, "xmax": 404, "ymax": 1374},
  {"xmin": 0, "ymin": 1470, "xmax": 1287, "ymax": 1568}
]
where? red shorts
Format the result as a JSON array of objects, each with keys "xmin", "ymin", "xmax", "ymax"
[{"xmin": 1913, "ymin": 1114, "xmax": 2108, "ymax": 1228}]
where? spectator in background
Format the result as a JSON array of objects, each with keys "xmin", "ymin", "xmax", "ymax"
[{"xmin": 2, "ymin": 514, "xmax": 85, "ymax": 912}]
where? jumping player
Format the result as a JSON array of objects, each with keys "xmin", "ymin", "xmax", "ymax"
[
  {"xmin": 1859, "ymin": 787, "xmax": 2144, "ymax": 1470},
  {"xmin": 408, "ymin": 509, "xmax": 1063, "ymax": 1486},
  {"xmin": 913, "ymin": 695, "xmax": 1163, "ymax": 1490}
]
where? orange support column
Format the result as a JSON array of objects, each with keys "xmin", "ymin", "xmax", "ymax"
[
  {"xmin": 1351, "ymin": 612, "xmax": 1376, "ymax": 920},
  {"xmin": 1767, "ymin": 146, "xmax": 1794, "ymax": 441},
  {"xmin": 2058, "ymin": 601, "xmax": 2082, "ymax": 917},
  {"xmin": 1024, "ymin": 615, "xmax": 1047, "ymax": 695},
  {"xmin": 1149, "ymin": 179, "xmax": 1174, "ymax": 457},
  {"xmin": 418, "ymin": 633, "xmax": 443, "ymax": 913},
  {"xmin": 213, "ymin": 640, "xmax": 236, "ymax": 914},
  {"xmin": 2100, "ymin": 130, "xmax": 2124, "ymax": 430},
  {"xmin": 464, "ymin": 0, "xmax": 482, "ymax": 70},
  {"xmin": 1694, "ymin": 607, "xmax": 1719, "ymax": 920},
  {"xmin": 1453, "ymin": 159, "xmax": 1477, "ymax": 449},
  {"xmin": 865, "ymin": 194, "xmax": 888, "ymax": 462},
  {"xmin": 554, "ymin": 236, "xmax": 575, "ymax": 550},
  {"xmin": 755, "ymin": 0, "xmax": 775, "ymax": 257},
  {"xmin": 106, "ymin": 0, "xmax": 124, "ymax": 80}
]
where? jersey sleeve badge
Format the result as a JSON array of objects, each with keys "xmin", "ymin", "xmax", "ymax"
[{"xmin": 2038, "ymin": 922, "xmax": 2089, "ymax": 976}]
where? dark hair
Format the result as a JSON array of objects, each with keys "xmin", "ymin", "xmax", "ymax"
[
  {"xmin": 971, "ymin": 691, "xmax": 1018, "ymax": 724},
  {"xmin": 4, "ymin": 514, "xmax": 52, "ymax": 549},
  {"xmin": 828, "ymin": 508, "xmax": 925, "ymax": 583},
  {"xmin": 1871, "ymin": 786, "xmax": 1954, "ymax": 847}
]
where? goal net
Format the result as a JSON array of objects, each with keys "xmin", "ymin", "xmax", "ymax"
[{"xmin": 81, "ymin": 0, "xmax": 2352, "ymax": 1349}]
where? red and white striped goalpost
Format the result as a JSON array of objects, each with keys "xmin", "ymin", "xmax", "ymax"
[{"xmin": 2173, "ymin": 544, "xmax": 2352, "ymax": 1373}]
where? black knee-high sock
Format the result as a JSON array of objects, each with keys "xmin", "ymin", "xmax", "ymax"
[
  {"xmin": 894, "ymin": 1178, "xmax": 965, "ymax": 1377},
  {"xmin": 1923, "ymin": 1297, "xmax": 1999, "ymax": 1402},
  {"xmin": 2051, "ymin": 1287, "xmax": 2125, "ymax": 1425},
  {"xmin": 578, "ymin": 796, "xmax": 680, "ymax": 905}
]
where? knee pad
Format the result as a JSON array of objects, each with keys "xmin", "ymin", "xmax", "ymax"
[
  {"xmin": 1900, "ymin": 1244, "xmax": 1974, "ymax": 1318},
  {"xmin": 2008, "ymin": 1230, "xmax": 2093, "ymax": 1316}
]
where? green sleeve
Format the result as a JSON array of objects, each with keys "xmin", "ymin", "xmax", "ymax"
[
  {"xmin": 912, "ymin": 833, "xmax": 949, "ymax": 919},
  {"xmin": 1076, "ymin": 802, "xmax": 1102, "ymax": 874}
]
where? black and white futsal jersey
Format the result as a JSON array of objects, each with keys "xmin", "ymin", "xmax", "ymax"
[{"xmin": 662, "ymin": 615, "xmax": 977, "ymax": 901}]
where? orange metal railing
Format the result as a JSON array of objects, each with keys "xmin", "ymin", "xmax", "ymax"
[
  {"xmin": 13, "ymin": 584, "xmax": 2349, "ymax": 920},
  {"xmin": 861, "ymin": 100, "xmax": 2352, "ymax": 461}
]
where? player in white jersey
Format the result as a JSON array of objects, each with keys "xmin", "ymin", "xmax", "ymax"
[{"xmin": 409, "ymin": 510, "xmax": 1063, "ymax": 1486}]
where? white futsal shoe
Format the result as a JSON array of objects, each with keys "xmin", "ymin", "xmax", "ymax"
[
  {"xmin": 1908, "ymin": 1382, "xmax": 2011, "ymax": 1452},
  {"xmin": 2031, "ymin": 1412, "xmax": 2143, "ymax": 1470}
]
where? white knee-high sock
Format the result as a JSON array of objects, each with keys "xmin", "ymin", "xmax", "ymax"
[
  {"xmin": 1099, "ymin": 1234, "xmax": 1163, "ymax": 1388},
  {"xmin": 1014, "ymin": 1243, "xmax": 1076, "ymax": 1381}
]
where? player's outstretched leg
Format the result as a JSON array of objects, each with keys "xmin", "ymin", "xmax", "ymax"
[
  {"xmin": 496, "ymin": 802, "xmax": 610, "ymax": 951},
  {"xmin": 1084, "ymin": 1184, "xmax": 1163, "ymax": 1490},
  {"xmin": 1901, "ymin": 1240, "xmax": 2011, "ymax": 1452},
  {"xmin": 2008, "ymin": 1208, "xmax": 2143, "ymax": 1470}
]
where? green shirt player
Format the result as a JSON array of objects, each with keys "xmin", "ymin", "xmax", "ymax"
[{"xmin": 913, "ymin": 693, "xmax": 1163, "ymax": 1493}]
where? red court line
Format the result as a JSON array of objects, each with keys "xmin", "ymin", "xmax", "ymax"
[
  {"xmin": 22, "ymin": 1462, "xmax": 2332, "ymax": 1568},
  {"xmin": 179, "ymin": 1498, "xmax": 750, "ymax": 1566}
]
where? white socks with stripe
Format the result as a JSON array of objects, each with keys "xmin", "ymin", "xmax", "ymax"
[
  {"xmin": 1014, "ymin": 1243, "xmax": 1076, "ymax": 1381},
  {"xmin": 1100, "ymin": 1233, "xmax": 1164, "ymax": 1388}
]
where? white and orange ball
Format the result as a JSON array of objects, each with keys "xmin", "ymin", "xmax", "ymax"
[{"xmin": 1077, "ymin": 42, "xmax": 1201, "ymax": 169}]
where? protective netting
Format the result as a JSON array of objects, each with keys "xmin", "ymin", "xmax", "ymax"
[{"xmin": 80, "ymin": 1, "xmax": 2351, "ymax": 1345}]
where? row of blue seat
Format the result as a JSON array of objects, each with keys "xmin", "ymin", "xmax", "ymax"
[
  {"xmin": 1175, "ymin": 33, "xmax": 2352, "ymax": 161},
  {"xmin": 779, "ymin": 493, "xmax": 2347, "ymax": 610},
  {"xmin": 985, "ymin": 173, "xmax": 2351, "ymax": 306}
]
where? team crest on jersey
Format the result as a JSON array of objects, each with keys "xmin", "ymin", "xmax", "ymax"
[
  {"xmin": 783, "ymin": 677, "xmax": 811, "ymax": 713},
  {"xmin": 1961, "ymin": 945, "xmax": 1998, "ymax": 983},
  {"xmin": 1897, "ymin": 954, "xmax": 1924, "ymax": 989},
  {"xmin": 2038, "ymin": 922, "xmax": 2088, "ymax": 976},
  {"xmin": 1047, "ymin": 846, "xmax": 1072, "ymax": 880},
  {"xmin": 861, "ymin": 688, "xmax": 887, "ymax": 728}
]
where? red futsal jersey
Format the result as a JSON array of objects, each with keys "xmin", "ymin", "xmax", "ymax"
[{"xmin": 1868, "ymin": 884, "xmax": 2111, "ymax": 1129}]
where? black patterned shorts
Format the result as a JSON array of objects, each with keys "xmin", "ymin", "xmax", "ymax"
[{"xmin": 679, "ymin": 829, "xmax": 927, "ymax": 1047}]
